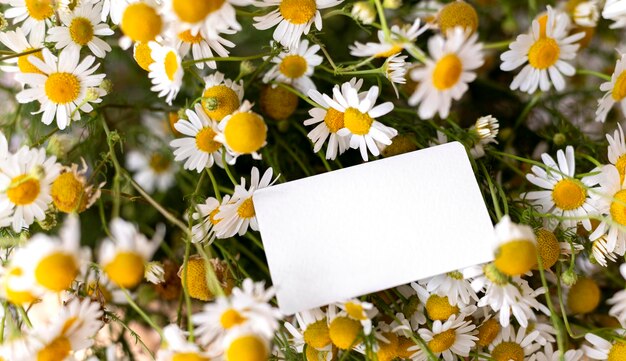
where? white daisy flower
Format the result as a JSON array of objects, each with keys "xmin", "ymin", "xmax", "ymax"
[
  {"xmin": 411, "ymin": 315, "xmax": 477, "ymax": 361},
  {"xmin": 156, "ymin": 324, "xmax": 211, "ymax": 361},
  {"xmin": 47, "ymin": 0, "xmax": 114, "ymax": 58},
  {"xmin": 4, "ymin": 0, "xmax": 55, "ymax": 42},
  {"xmin": 0, "ymin": 146, "xmax": 61, "ymax": 232},
  {"xmin": 583, "ymin": 332, "xmax": 626, "ymax": 360},
  {"xmin": 488, "ymin": 325, "xmax": 542, "ymax": 361},
  {"xmin": 170, "ymin": 103, "xmax": 226, "ymax": 173},
  {"xmin": 603, "ymin": 0, "xmax": 626, "ymax": 29},
  {"xmin": 98, "ymin": 218, "xmax": 165, "ymax": 289},
  {"xmin": 214, "ymin": 101, "xmax": 268, "ymax": 162},
  {"xmin": 522, "ymin": 146, "xmax": 599, "ymax": 231},
  {"xmin": 283, "ymin": 308, "xmax": 333, "ymax": 355},
  {"xmin": 201, "ymin": 71, "xmax": 245, "ymax": 122},
  {"xmin": 253, "ymin": 0, "xmax": 344, "ymax": 50},
  {"xmin": 383, "ymin": 54, "xmax": 409, "ymax": 97},
  {"xmin": 411, "ymin": 282, "xmax": 477, "ymax": 322},
  {"xmin": 607, "ymin": 264, "xmax": 626, "ymax": 326},
  {"xmin": 118, "ymin": 0, "xmax": 164, "ymax": 49},
  {"xmin": 606, "ymin": 124, "xmax": 626, "ymax": 182},
  {"xmin": 417, "ymin": 269, "xmax": 478, "ymax": 307},
  {"xmin": 570, "ymin": 1, "xmax": 599, "ymax": 27},
  {"xmin": 148, "ymin": 42, "xmax": 184, "ymax": 105},
  {"xmin": 492, "ymin": 215, "xmax": 538, "ymax": 277},
  {"xmin": 408, "ymin": 27, "xmax": 484, "ymax": 119},
  {"xmin": 500, "ymin": 6, "xmax": 583, "ymax": 93},
  {"xmin": 161, "ymin": 0, "xmax": 251, "ymax": 38},
  {"xmin": 15, "ymin": 47, "xmax": 106, "ymax": 130},
  {"xmin": 304, "ymin": 78, "xmax": 363, "ymax": 160},
  {"xmin": 222, "ymin": 326, "xmax": 272, "ymax": 361},
  {"xmin": 589, "ymin": 164, "xmax": 626, "ymax": 255},
  {"xmin": 337, "ymin": 299, "xmax": 378, "ymax": 336},
  {"xmin": 350, "ymin": 19, "xmax": 427, "ymax": 58},
  {"xmin": 596, "ymin": 55, "xmax": 626, "ymax": 123},
  {"xmin": 0, "ymin": 27, "xmax": 45, "ymax": 76},
  {"xmin": 126, "ymin": 150, "xmax": 177, "ymax": 193},
  {"xmin": 214, "ymin": 167, "xmax": 278, "ymax": 238},
  {"xmin": 169, "ymin": 26, "xmax": 235, "ymax": 70},
  {"xmin": 324, "ymin": 82, "xmax": 397, "ymax": 161},
  {"xmin": 191, "ymin": 195, "xmax": 231, "ymax": 244},
  {"xmin": 263, "ymin": 39, "xmax": 322, "ymax": 94}
]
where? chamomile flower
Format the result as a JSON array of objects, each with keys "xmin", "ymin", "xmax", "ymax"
[
  {"xmin": 350, "ymin": 19, "xmax": 428, "ymax": 58},
  {"xmin": 126, "ymin": 150, "xmax": 177, "ymax": 193},
  {"xmin": 0, "ymin": 27, "xmax": 44, "ymax": 75},
  {"xmin": 47, "ymin": 0, "xmax": 114, "ymax": 58},
  {"xmin": 408, "ymin": 26, "xmax": 484, "ymax": 119},
  {"xmin": 324, "ymin": 82, "xmax": 397, "ymax": 161},
  {"xmin": 253, "ymin": 0, "xmax": 344, "ymax": 49},
  {"xmin": 215, "ymin": 101, "xmax": 268, "ymax": 162},
  {"xmin": 492, "ymin": 215, "xmax": 537, "ymax": 276},
  {"xmin": 0, "ymin": 146, "xmax": 61, "ymax": 232},
  {"xmin": 201, "ymin": 71, "xmax": 244, "ymax": 121},
  {"xmin": 161, "ymin": 0, "xmax": 250, "ymax": 38},
  {"xmin": 589, "ymin": 164, "xmax": 626, "ymax": 255},
  {"xmin": 337, "ymin": 299, "xmax": 378, "ymax": 335},
  {"xmin": 603, "ymin": 0, "xmax": 626, "ymax": 29},
  {"xmin": 222, "ymin": 327, "xmax": 272, "ymax": 361},
  {"xmin": 156, "ymin": 324, "xmax": 211, "ymax": 361},
  {"xmin": 606, "ymin": 124, "xmax": 626, "ymax": 183},
  {"xmin": 383, "ymin": 54, "xmax": 409, "ymax": 97},
  {"xmin": 327, "ymin": 304, "xmax": 364, "ymax": 350},
  {"xmin": 98, "ymin": 218, "xmax": 165, "ymax": 289},
  {"xmin": 263, "ymin": 39, "xmax": 322, "ymax": 94},
  {"xmin": 590, "ymin": 234, "xmax": 619, "ymax": 267},
  {"xmin": 214, "ymin": 167, "xmax": 278, "ymax": 238},
  {"xmin": 417, "ymin": 269, "xmax": 478, "ymax": 306},
  {"xmin": 607, "ymin": 264, "xmax": 626, "ymax": 326},
  {"xmin": 411, "ymin": 316, "xmax": 477, "ymax": 361},
  {"xmin": 522, "ymin": 146, "xmax": 599, "ymax": 231},
  {"xmin": 596, "ymin": 55, "xmax": 626, "ymax": 123},
  {"xmin": 283, "ymin": 308, "xmax": 333, "ymax": 355},
  {"xmin": 411, "ymin": 282, "xmax": 477, "ymax": 321},
  {"xmin": 501, "ymin": 6, "xmax": 583, "ymax": 93},
  {"xmin": 170, "ymin": 27, "xmax": 235, "ymax": 69},
  {"xmin": 488, "ymin": 325, "xmax": 542, "ymax": 361},
  {"xmin": 583, "ymin": 332, "xmax": 626, "ymax": 360},
  {"xmin": 191, "ymin": 195, "xmax": 230, "ymax": 244},
  {"xmin": 15, "ymin": 47, "xmax": 105, "ymax": 129},
  {"xmin": 4, "ymin": 0, "xmax": 54, "ymax": 42},
  {"xmin": 569, "ymin": 1, "xmax": 599, "ymax": 27},
  {"xmin": 148, "ymin": 42, "xmax": 183, "ymax": 105},
  {"xmin": 304, "ymin": 78, "xmax": 363, "ymax": 160},
  {"xmin": 51, "ymin": 160, "xmax": 102, "ymax": 214},
  {"xmin": 118, "ymin": 0, "xmax": 163, "ymax": 49}
]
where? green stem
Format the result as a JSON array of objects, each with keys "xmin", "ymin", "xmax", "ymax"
[
  {"xmin": 537, "ymin": 255, "xmax": 566, "ymax": 357},
  {"xmin": 576, "ymin": 69, "xmax": 611, "ymax": 81},
  {"xmin": 182, "ymin": 52, "xmax": 270, "ymax": 66},
  {"xmin": 121, "ymin": 288, "xmax": 163, "ymax": 338},
  {"xmin": 206, "ymin": 168, "xmax": 222, "ymax": 202},
  {"xmin": 373, "ymin": 0, "xmax": 391, "ymax": 41},
  {"xmin": 221, "ymin": 152, "xmax": 239, "ymax": 186},
  {"xmin": 483, "ymin": 40, "xmax": 512, "ymax": 50}
]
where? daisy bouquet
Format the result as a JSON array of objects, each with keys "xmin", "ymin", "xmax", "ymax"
[{"xmin": 0, "ymin": 0, "xmax": 625, "ymax": 360}]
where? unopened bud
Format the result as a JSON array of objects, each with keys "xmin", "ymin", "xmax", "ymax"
[
  {"xmin": 561, "ymin": 269, "xmax": 578, "ymax": 287},
  {"xmin": 553, "ymin": 133, "xmax": 566, "ymax": 146}
]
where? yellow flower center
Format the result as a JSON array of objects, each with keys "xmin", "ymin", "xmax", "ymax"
[
  {"xmin": 194, "ymin": 127, "xmax": 221, "ymax": 154},
  {"xmin": 303, "ymin": 319, "xmax": 331, "ymax": 349},
  {"xmin": 328, "ymin": 316, "xmax": 362, "ymax": 350},
  {"xmin": 179, "ymin": 257, "xmax": 212, "ymax": 301},
  {"xmin": 615, "ymin": 154, "xmax": 626, "ymax": 185},
  {"xmin": 5, "ymin": 267, "xmax": 37, "ymax": 305},
  {"xmin": 178, "ymin": 30, "xmax": 204, "ymax": 44},
  {"xmin": 149, "ymin": 154, "xmax": 171, "ymax": 173},
  {"xmin": 428, "ymin": 329, "xmax": 456, "ymax": 353},
  {"xmin": 528, "ymin": 37, "xmax": 560, "ymax": 70},
  {"xmin": 17, "ymin": 47, "xmax": 44, "ymax": 74},
  {"xmin": 69, "ymin": 17, "xmax": 94, "ymax": 46},
  {"xmin": 120, "ymin": 3, "xmax": 163, "ymax": 43},
  {"xmin": 104, "ymin": 251, "xmax": 145, "ymax": 289},
  {"xmin": 305, "ymin": 347, "xmax": 330, "ymax": 361},
  {"xmin": 567, "ymin": 277, "xmax": 600, "ymax": 314},
  {"xmin": 608, "ymin": 342, "xmax": 626, "ymax": 361},
  {"xmin": 396, "ymin": 337, "xmax": 415, "ymax": 359},
  {"xmin": 279, "ymin": 0, "xmax": 316, "ymax": 24},
  {"xmin": 237, "ymin": 198, "xmax": 255, "ymax": 219},
  {"xmin": 437, "ymin": 0, "xmax": 479, "ymax": 34},
  {"xmin": 202, "ymin": 85, "xmax": 240, "ymax": 121},
  {"xmin": 491, "ymin": 341, "xmax": 524, "ymax": 361},
  {"xmin": 534, "ymin": 228, "xmax": 560, "ymax": 269},
  {"xmin": 51, "ymin": 172, "xmax": 86, "ymax": 213},
  {"xmin": 375, "ymin": 45, "xmax": 403, "ymax": 58},
  {"xmin": 279, "ymin": 55, "xmax": 308, "ymax": 79},
  {"xmin": 477, "ymin": 318, "xmax": 500, "ymax": 347},
  {"xmin": 494, "ymin": 239, "xmax": 537, "ymax": 276},
  {"xmin": 344, "ymin": 107, "xmax": 373, "ymax": 135},
  {"xmin": 7, "ymin": 174, "xmax": 40, "ymax": 206},
  {"xmin": 35, "ymin": 252, "xmax": 78, "ymax": 292},
  {"xmin": 25, "ymin": 0, "xmax": 54, "ymax": 21},
  {"xmin": 425, "ymin": 295, "xmax": 458, "ymax": 321},
  {"xmin": 164, "ymin": 51, "xmax": 179, "ymax": 81},
  {"xmin": 45, "ymin": 72, "xmax": 81, "ymax": 104},
  {"xmin": 224, "ymin": 112, "xmax": 267, "ymax": 154},
  {"xmin": 376, "ymin": 332, "xmax": 399, "ymax": 361},
  {"xmin": 551, "ymin": 178, "xmax": 586, "ymax": 210},
  {"xmin": 613, "ymin": 71, "xmax": 626, "ymax": 101},
  {"xmin": 345, "ymin": 302, "xmax": 367, "ymax": 320},
  {"xmin": 432, "ymin": 54, "xmax": 463, "ymax": 90},
  {"xmin": 226, "ymin": 335, "xmax": 267, "ymax": 361},
  {"xmin": 220, "ymin": 308, "xmax": 247, "ymax": 329},
  {"xmin": 611, "ymin": 189, "xmax": 626, "ymax": 226},
  {"xmin": 172, "ymin": 0, "xmax": 224, "ymax": 23},
  {"xmin": 37, "ymin": 337, "xmax": 71, "ymax": 361},
  {"xmin": 134, "ymin": 42, "xmax": 154, "ymax": 71},
  {"xmin": 259, "ymin": 85, "xmax": 299, "ymax": 120},
  {"xmin": 172, "ymin": 353, "xmax": 210, "ymax": 361},
  {"xmin": 324, "ymin": 108, "xmax": 345, "ymax": 133}
]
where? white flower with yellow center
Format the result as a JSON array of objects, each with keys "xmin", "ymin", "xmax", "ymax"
[
  {"xmin": 383, "ymin": 54, "xmax": 409, "ymax": 97},
  {"xmin": 170, "ymin": 103, "xmax": 226, "ymax": 172},
  {"xmin": 215, "ymin": 101, "xmax": 268, "ymax": 162},
  {"xmin": 488, "ymin": 325, "xmax": 541, "ymax": 361},
  {"xmin": 608, "ymin": 264, "xmax": 626, "ymax": 326},
  {"xmin": 162, "ymin": 0, "xmax": 251, "ymax": 39},
  {"xmin": 98, "ymin": 218, "xmax": 164, "ymax": 289},
  {"xmin": 417, "ymin": 269, "xmax": 478, "ymax": 307},
  {"xmin": 326, "ymin": 303, "xmax": 364, "ymax": 350},
  {"xmin": 191, "ymin": 195, "xmax": 231, "ymax": 243},
  {"xmin": 0, "ymin": 28, "xmax": 45, "ymax": 76},
  {"xmin": 253, "ymin": 0, "xmax": 343, "ymax": 49},
  {"xmin": 305, "ymin": 78, "xmax": 363, "ymax": 160},
  {"xmin": 588, "ymin": 164, "xmax": 626, "ymax": 256},
  {"xmin": 169, "ymin": 26, "xmax": 235, "ymax": 70},
  {"xmin": 15, "ymin": 47, "xmax": 106, "ymax": 130},
  {"xmin": 522, "ymin": 146, "xmax": 599, "ymax": 232},
  {"xmin": 222, "ymin": 326, "xmax": 272, "ymax": 361},
  {"xmin": 156, "ymin": 324, "xmax": 211, "ymax": 361},
  {"xmin": 599, "ymin": 55, "xmax": 626, "ymax": 123},
  {"xmin": 118, "ymin": 0, "xmax": 163, "ymax": 49},
  {"xmin": 284, "ymin": 308, "xmax": 333, "ymax": 355},
  {"xmin": 214, "ymin": 167, "xmax": 278, "ymax": 238},
  {"xmin": 606, "ymin": 125, "xmax": 626, "ymax": 184},
  {"xmin": 263, "ymin": 39, "xmax": 322, "ymax": 94},
  {"xmin": 411, "ymin": 282, "xmax": 477, "ymax": 322},
  {"xmin": 603, "ymin": 0, "xmax": 626, "ymax": 29},
  {"xmin": 0, "ymin": 146, "xmax": 60, "ymax": 232},
  {"xmin": 51, "ymin": 160, "xmax": 103, "ymax": 214},
  {"xmin": 5, "ymin": 0, "xmax": 55, "ymax": 42},
  {"xmin": 410, "ymin": 316, "xmax": 477, "ymax": 361},
  {"xmin": 28, "ymin": 298, "xmax": 103, "ymax": 360},
  {"xmin": 408, "ymin": 26, "xmax": 484, "ymax": 119},
  {"xmin": 324, "ymin": 82, "xmax": 397, "ymax": 161},
  {"xmin": 148, "ymin": 42, "xmax": 184, "ymax": 105},
  {"xmin": 47, "ymin": 1, "xmax": 114, "ymax": 58},
  {"xmin": 583, "ymin": 332, "xmax": 626, "ymax": 360},
  {"xmin": 336, "ymin": 299, "xmax": 377, "ymax": 336},
  {"xmin": 201, "ymin": 71, "xmax": 244, "ymax": 122},
  {"xmin": 350, "ymin": 19, "xmax": 427, "ymax": 58},
  {"xmin": 570, "ymin": 1, "xmax": 599, "ymax": 27},
  {"xmin": 500, "ymin": 6, "xmax": 583, "ymax": 94},
  {"xmin": 126, "ymin": 150, "xmax": 177, "ymax": 193},
  {"xmin": 492, "ymin": 215, "xmax": 538, "ymax": 277}
]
